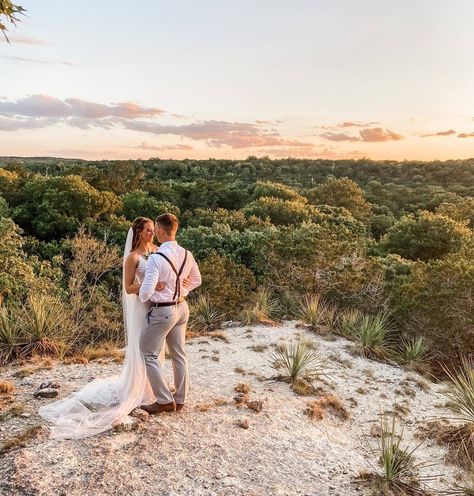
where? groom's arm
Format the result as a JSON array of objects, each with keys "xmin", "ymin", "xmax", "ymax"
[{"xmin": 139, "ymin": 256, "xmax": 160, "ymax": 302}]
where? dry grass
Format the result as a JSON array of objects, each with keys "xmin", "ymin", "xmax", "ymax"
[
  {"xmin": 234, "ymin": 383, "xmax": 250, "ymax": 394},
  {"xmin": 415, "ymin": 420, "xmax": 474, "ymax": 469},
  {"xmin": 0, "ymin": 380, "xmax": 14, "ymax": 395},
  {"xmin": 77, "ymin": 342, "xmax": 124, "ymax": 364},
  {"xmin": 0, "ymin": 425, "xmax": 44, "ymax": 456},
  {"xmin": 63, "ymin": 355, "xmax": 89, "ymax": 365},
  {"xmin": 0, "ymin": 403, "xmax": 26, "ymax": 421},
  {"xmin": 13, "ymin": 366, "xmax": 37, "ymax": 379},
  {"xmin": 393, "ymin": 402, "xmax": 411, "ymax": 418},
  {"xmin": 249, "ymin": 344, "xmax": 268, "ymax": 353},
  {"xmin": 292, "ymin": 379, "xmax": 320, "ymax": 396},
  {"xmin": 207, "ymin": 330, "xmax": 230, "ymax": 344},
  {"xmin": 234, "ymin": 366, "xmax": 246, "ymax": 375},
  {"xmin": 195, "ymin": 398, "xmax": 230, "ymax": 412},
  {"xmin": 305, "ymin": 394, "xmax": 350, "ymax": 421}
]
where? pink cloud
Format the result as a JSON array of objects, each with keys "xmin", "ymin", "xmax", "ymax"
[
  {"xmin": 338, "ymin": 121, "xmax": 380, "ymax": 128},
  {"xmin": 320, "ymin": 132, "xmax": 360, "ymax": 142},
  {"xmin": 0, "ymin": 95, "xmax": 164, "ymax": 119},
  {"xmin": 359, "ymin": 127, "xmax": 404, "ymax": 142},
  {"xmin": 0, "ymin": 36, "xmax": 49, "ymax": 45},
  {"xmin": 124, "ymin": 120, "xmax": 314, "ymax": 148},
  {"xmin": 421, "ymin": 129, "xmax": 456, "ymax": 137},
  {"xmin": 133, "ymin": 142, "xmax": 194, "ymax": 151},
  {"xmin": 458, "ymin": 132, "xmax": 474, "ymax": 138}
]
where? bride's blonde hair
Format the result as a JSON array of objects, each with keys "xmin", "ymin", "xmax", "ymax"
[{"xmin": 131, "ymin": 217, "xmax": 154, "ymax": 251}]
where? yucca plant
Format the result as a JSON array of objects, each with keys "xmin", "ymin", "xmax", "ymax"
[
  {"xmin": 354, "ymin": 312, "xmax": 394, "ymax": 359},
  {"xmin": 189, "ymin": 295, "xmax": 224, "ymax": 333},
  {"xmin": 243, "ymin": 287, "xmax": 279, "ymax": 325},
  {"xmin": 0, "ymin": 306, "xmax": 23, "ymax": 364},
  {"xmin": 17, "ymin": 295, "xmax": 63, "ymax": 358},
  {"xmin": 443, "ymin": 357, "xmax": 474, "ymax": 429},
  {"xmin": 337, "ymin": 308, "xmax": 363, "ymax": 339},
  {"xmin": 269, "ymin": 337, "xmax": 324, "ymax": 388},
  {"xmin": 398, "ymin": 336, "xmax": 432, "ymax": 371},
  {"xmin": 275, "ymin": 290, "xmax": 298, "ymax": 320},
  {"xmin": 364, "ymin": 413, "xmax": 433, "ymax": 495},
  {"xmin": 299, "ymin": 293, "xmax": 337, "ymax": 333}
]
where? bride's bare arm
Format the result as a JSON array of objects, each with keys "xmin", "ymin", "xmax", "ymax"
[{"xmin": 124, "ymin": 253, "xmax": 141, "ymax": 294}]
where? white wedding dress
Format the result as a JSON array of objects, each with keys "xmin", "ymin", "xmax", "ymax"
[{"xmin": 39, "ymin": 229, "xmax": 155, "ymax": 439}]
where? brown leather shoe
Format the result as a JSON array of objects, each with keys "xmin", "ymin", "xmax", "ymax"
[
  {"xmin": 140, "ymin": 401, "xmax": 176, "ymax": 415},
  {"xmin": 176, "ymin": 403, "xmax": 184, "ymax": 412}
]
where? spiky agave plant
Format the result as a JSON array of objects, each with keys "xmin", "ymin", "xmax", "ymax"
[
  {"xmin": 243, "ymin": 287, "xmax": 279, "ymax": 325},
  {"xmin": 17, "ymin": 295, "xmax": 64, "ymax": 358},
  {"xmin": 337, "ymin": 308, "xmax": 363, "ymax": 339},
  {"xmin": 275, "ymin": 290, "xmax": 298, "ymax": 320},
  {"xmin": 443, "ymin": 357, "xmax": 474, "ymax": 442},
  {"xmin": 189, "ymin": 295, "xmax": 224, "ymax": 333},
  {"xmin": 299, "ymin": 293, "xmax": 337, "ymax": 333},
  {"xmin": 355, "ymin": 312, "xmax": 394, "ymax": 359},
  {"xmin": 398, "ymin": 336, "xmax": 432, "ymax": 369},
  {"xmin": 0, "ymin": 306, "xmax": 23, "ymax": 364},
  {"xmin": 269, "ymin": 337, "xmax": 324, "ymax": 388},
  {"xmin": 364, "ymin": 412, "xmax": 434, "ymax": 495}
]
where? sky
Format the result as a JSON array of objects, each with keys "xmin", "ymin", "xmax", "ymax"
[{"xmin": 0, "ymin": 0, "xmax": 473, "ymax": 161}]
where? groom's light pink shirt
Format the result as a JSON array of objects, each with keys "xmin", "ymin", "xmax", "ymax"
[{"xmin": 138, "ymin": 241, "xmax": 201, "ymax": 303}]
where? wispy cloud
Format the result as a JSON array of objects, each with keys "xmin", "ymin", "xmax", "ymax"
[
  {"xmin": 359, "ymin": 127, "xmax": 404, "ymax": 142},
  {"xmin": 0, "ymin": 94, "xmax": 314, "ymax": 149},
  {"xmin": 338, "ymin": 121, "xmax": 380, "ymax": 128},
  {"xmin": 319, "ymin": 132, "xmax": 360, "ymax": 142},
  {"xmin": 458, "ymin": 132, "xmax": 474, "ymax": 138},
  {"xmin": 0, "ymin": 55, "xmax": 75, "ymax": 66},
  {"xmin": 132, "ymin": 142, "xmax": 194, "ymax": 151},
  {"xmin": 421, "ymin": 129, "xmax": 456, "ymax": 137},
  {"xmin": 320, "ymin": 127, "xmax": 404, "ymax": 143},
  {"xmin": 123, "ymin": 120, "xmax": 313, "ymax": 148},
  {"xmin": 0, "ymin": 95, "xmax": 165, "ymax": 121},
  {"xmin": 0, "ymin": 35, "xmax": 49, "ymax": 45}
]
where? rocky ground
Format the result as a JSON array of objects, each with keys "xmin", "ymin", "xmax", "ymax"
[{"xmin": 0, "ymin": 322, "xmax": 464, "ymax": 495}]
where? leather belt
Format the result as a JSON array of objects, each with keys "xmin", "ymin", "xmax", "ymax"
[{"xmin": 151, "ymin": 298, "xmax": 185, "ymax": 308}]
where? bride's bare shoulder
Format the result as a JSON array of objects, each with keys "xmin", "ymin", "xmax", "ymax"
[{"xmin": 125, "ymin": 250, "xmax": 139, "ymax": 266}]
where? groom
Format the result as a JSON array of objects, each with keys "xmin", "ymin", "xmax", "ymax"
[{"xmin": 139, "ymin": 213, "xmax": 201, "ymax": 414}]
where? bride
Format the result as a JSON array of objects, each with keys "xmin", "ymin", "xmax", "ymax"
[{"xmin": 39, "ymin": 217, "xmax": 167, "ymax": 439}]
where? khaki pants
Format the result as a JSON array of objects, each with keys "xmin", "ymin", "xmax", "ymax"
[{"xmin": 140, "ymin": 302, "xmax": 190, "ymax": 405}]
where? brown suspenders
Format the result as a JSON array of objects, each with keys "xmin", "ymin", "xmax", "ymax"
[{"xmin": 155, "ymin": 250, "xmax": 188, "ymax": 302}]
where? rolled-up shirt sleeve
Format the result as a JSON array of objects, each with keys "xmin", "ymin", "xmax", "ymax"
[
  {"xmin": 139, "ymin": 256, "xmax": 160, "ymax": 302},
  {"xmin": 183, "ymin": 254, "xmax": 202, "ymax": 294}
]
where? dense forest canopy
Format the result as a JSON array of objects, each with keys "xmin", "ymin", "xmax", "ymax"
[{"xmin": 0, "ymin": 156, "xmax": 472, "ymax": 365}]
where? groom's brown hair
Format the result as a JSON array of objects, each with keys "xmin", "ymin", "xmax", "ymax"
[{"xmin": 155, "ymin": 213, "xmax": 179, "ymax": 235}]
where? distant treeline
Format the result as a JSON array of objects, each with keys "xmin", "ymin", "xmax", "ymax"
[{"xmin": 0, "ymin": 156, "xmax": 472, "ymax": 364}]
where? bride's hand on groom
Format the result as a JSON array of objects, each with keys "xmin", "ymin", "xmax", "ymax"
[{"xmin": 154, "ymin": 279, "xmax": 191, "ymax": 292}]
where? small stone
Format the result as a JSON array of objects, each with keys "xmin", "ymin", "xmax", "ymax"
[
  {"xmin": 20, "ymin": 413, "xmax": 31, "ymax": 418},
  {"xmin": 113, "ymin": 415, "xmax": 140, "ymax": 432},
  {"xmin": 236, "ymin": 419, "xmax": 250, "ymax": 429},
  {"xmin": 233, "ymin": 393, "xmax": 249, "ymax": 405},
  {"xmin": 34, "ymin": 388, "xmax": 59, "ymax": 399},
  {"xmin": 39, "ymin": 381, "xmax": 60, "ymax": 390},
  {"xmin": 247, "ymin": 400, "xmax": 263, "ymax": 413},
  {"xmin": 130, "ymin": 408, "xmax": 150, "ymax": 422},
  {"xmin": 370, "ymin": 424, "xmax": 382, "ymax": 437}
]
